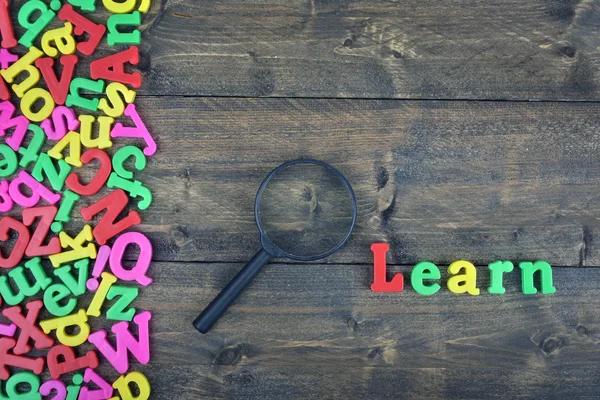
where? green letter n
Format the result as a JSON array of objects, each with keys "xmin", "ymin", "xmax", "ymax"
[{"xmin": 519, "ymin": 261, "xmax": 556, "ymax": 295}]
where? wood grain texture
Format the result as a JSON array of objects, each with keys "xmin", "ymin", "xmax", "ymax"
[
  {"xmin": 9, "ymin": 261, "xmax": 599, "ymax": 399},
  {"xmin": 4, "ymin": 2, "xmax": 600, "ymax": 398},
  {"xmin": 134, "ymin": 261, "xmax": 600, "ymax": 399},
  {"xmin": 129, "ymin": 0, "xmax": 600, "ymax": 100},
  {"xmin": 93, "ymin": 96, "xmax": 600, "ymax": 266},
  {"xmin": 10, "ymin": 0, "xmax": 598, "ymax": 100}
]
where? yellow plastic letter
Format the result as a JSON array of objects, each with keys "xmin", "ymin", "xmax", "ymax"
[
  {"xmin": 0, "ymin": 46, "xmax": 43, "ymax": 98},
  {"xmin": 49, "ymin": 225, "xmax": 97, "ymax": 267},
  {"xmin": 40, "ymin": 309, "xmax": 90, "ymax": 347},
  {"xmin": 79, "ymin": 115, "xmax": 114, "ymax": 149},
  {"xmin": 102, "ymin": 0, "xmax": 149, "ymax": 14},
  {"xmin": 98, "ymin": 82, "xmax": 136, "ymax": 118},
  {"xmin": 47, "ymin": 130, "xmax": 82, "ymax": 167},
  {"xmin": 21, "ymin": 88, "xmax": 55, "ymax": 122},
  {"xmin": 41, "ymin": 22, "xmax": 76, "ymax": 57},
  {"xmin": 113, "ymin": 371, "xmax": 151, "ymax": 400},
  {"xmin": 447, "ymin": 260, "xmax": 480, "ymax": 296},
  {"xmin": 86, "ymin": 272, "xmax": 117, "ymax": 317}
]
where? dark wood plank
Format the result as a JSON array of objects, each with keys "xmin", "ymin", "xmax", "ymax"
[
  {"xmin": 143, "ymin": 364, "xmax": 600, "ymax": 400},
  {"xmin": 5, "ymin": 97, "xmax": 599, "ymax": 266},
  {"xmin": 8, "ymin": 0, "xmax": 598, "ymax": 100},
  {"xmin": 6, "ymin": 261, "xmax": 599, "ymax": 399},
  {"xmin": 134, "ymin": 261, "xmax": 600, "ymax": 399},
  {"xmin": 129, "ymin": 0, "xmax": 600, "ymax": 100},
  {"xmin": 114, "ymin": 97, "xmax": 600, "ymax": 266}
]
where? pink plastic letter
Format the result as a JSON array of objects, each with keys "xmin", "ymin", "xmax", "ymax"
[
  {"xmin": 0, "ymin": 100, "xmax": 29, "ymax": 151},
  {"xmin": 109, "ymin": 232, "xmax": 152, "ymax": 286},
  {"xmin": 41, "ymin": 106, "xmax": 80, "ymax": 141},
  {"xmin": 87, "ymin": 311, "xmax": 151, "ymax": 374},
  {"xmin": 79, "ymin": 368, "xmax": 114, "ymax": 400},
  {"xmin": 0, "ymin": 322, "xmax": 16, "ymax": 337},
  {"xmin": 9, "ymin": 170, "xmax": 61, "ymax": 207},
  {"xmin": 40, "ymin": 379, "xmax": 67, "ymax": 400},
  {"xmin": 110, "ymin": 104, "xmax": 156, "ymax": 156},
  {"xmin": 0, "ymin": 180, "xmax": 13, "ymax": 212}
]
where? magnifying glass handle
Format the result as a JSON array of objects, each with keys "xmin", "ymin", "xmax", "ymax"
[{"xmin": 194, "ymin": 248, "xmax": 273, "ymax": 333}]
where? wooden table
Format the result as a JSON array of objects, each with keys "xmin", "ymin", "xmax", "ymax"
[{"xmin": 23, "ymin": 0, "xmax": 600, "ymax": 398}]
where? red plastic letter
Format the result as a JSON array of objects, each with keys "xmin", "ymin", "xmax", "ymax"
[
  {"xmin": 0, "ymin": 75, "xmax": 9, "ymax": 101},
  {"xmin": 370, "ymin": 243, "xmax": 404, "ymax": 292},
  {"xmin": 65, "ymin": 149, "xmax": 111, "ymax": 196},
  {"xmin": 0, "ymin": 337, "xmax": 45, "ymax": 380},
  {"xmin": 0, "ymin": 0, "xmax": 17, "ymax": 48},
  {"xmin": 22, "ymin": 206, "xmax": 61, "ymax": 257},
  {"xmin": 2, "ymin": 300, "xmax": 54, "ymax": 355},
  {"xmin": 47, "ymin": 344, "xmax": 99, "ymax": 379},
  {"xmin": 80, "ymin": 190, "xmax": 141, "ymax": 245},
  {"xmin": 90, "ymin": 46, "xmax": 141, "ymax": 88},
  {"xmin": 58, "ymin": 4, "xmax": 106, "ymax": 56},
  {"xmin": 0, "ymin": 216, "xmax": 30, "ymax": 269},
  {"xmin": 35, "ymin": 55, "xmax": 79, "ymax": 106}
]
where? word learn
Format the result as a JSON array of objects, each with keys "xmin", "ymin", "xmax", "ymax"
[{"xmin": 371, "ymin": 243, "xmax": 556, "ymax": 295}]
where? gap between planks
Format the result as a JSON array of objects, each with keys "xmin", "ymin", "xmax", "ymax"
[{"xmin": 133, "ymin": 93, "xmax": 600, "ymax": 103}]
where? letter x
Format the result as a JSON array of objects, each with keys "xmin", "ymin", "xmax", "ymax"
[{"xmin": 2, "ymin": 299, "xmax": 54, "ymax": 355}]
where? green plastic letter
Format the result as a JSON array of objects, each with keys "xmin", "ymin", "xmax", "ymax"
[
  {"xmin": 107, "ymin": 172, "xmax": 152, "ymax": 210},
  {"xmin": 488, "ymin": 260, "xmax": 514, "ymax": 294},
  {"xmin": 66, "ymin": 78, "xmax": 105, "ymax": 112},
  {"xmin": 51, "ymin": 189, "xmax": 81, "ymax": 233},
  {"xmin": 0, "ymin": 144, "xmax": 18, "ymax": 177},
  {"xmin": 0, "ymin": 258, "xmax": 51, "ymax": 306},
  {"xmin": 112, "ymin": 145, "xmax": 146, "ymax": 179},
  {"xmin": 519, "ymin": 261, "xmax": 556, "ymax": 295},
  {"xmin": 54, "ymin": 258, "xmax": 89, "ymax": 296},
  {"xmin": 44, "ymin": 283, "xmax": 77, "ymax": 317},
  {"xmin": 18, "ymin": 1, "xmax": 56, "ymax": 48},
  {"xmin": 18, "ymin": 124, "xmax": 46, "ymax": 168},
  {"xmin": 411, "ymin": 261, "xmax": 441, "ymax": 296},
  {"xmin": 106, "ymin": 285, "xmax": 139, "ymax": 321},
  {"xmin": 107, "ymin": 12, "xmax": 141, "ymax": 46},
  {"xmin": 32, "ymin": 153, "xmax": 72, "ymax": 191},
  {"xmin": 1, "ymin": 371, "xmax": 41, "ymax": 400}
]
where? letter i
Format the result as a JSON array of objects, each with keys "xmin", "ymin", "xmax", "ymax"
[
  {"xmin": 51, "ymin": 189, "xmax": 80, "ymax": 233},
  {"xmin": 86, "ymin": 272, "xmax": 117, "ymax": 317},
  {"xmin": 66, "ymin": 373, "xmax": 83, "ymax": 400}
]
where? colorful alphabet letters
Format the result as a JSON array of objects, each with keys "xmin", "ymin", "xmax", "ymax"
[
  {"xmin": 371, "ymin": 243, "xmax": 557, "ymax": 295},
  {"xmin": 0, "ymin": 0, "xmax": 154, "ymax": 397}
]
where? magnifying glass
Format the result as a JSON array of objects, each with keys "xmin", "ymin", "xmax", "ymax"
[{"xmin": 193, "ymin": 159, "xmax": 357, "ymax": 333}]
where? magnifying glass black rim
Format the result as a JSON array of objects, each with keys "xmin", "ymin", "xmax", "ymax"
[{"xmin": 254, "ymin": 159, "xmax": 357, "ymax": 262}]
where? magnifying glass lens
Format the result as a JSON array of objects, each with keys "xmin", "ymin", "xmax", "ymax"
[
  {"xmin": 257, "ymin": 162, "xmax": 355, "ymax": 259},
  {"xmin": 194, "ymin": 160, "xmax": 356, "ymax": 333}
]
